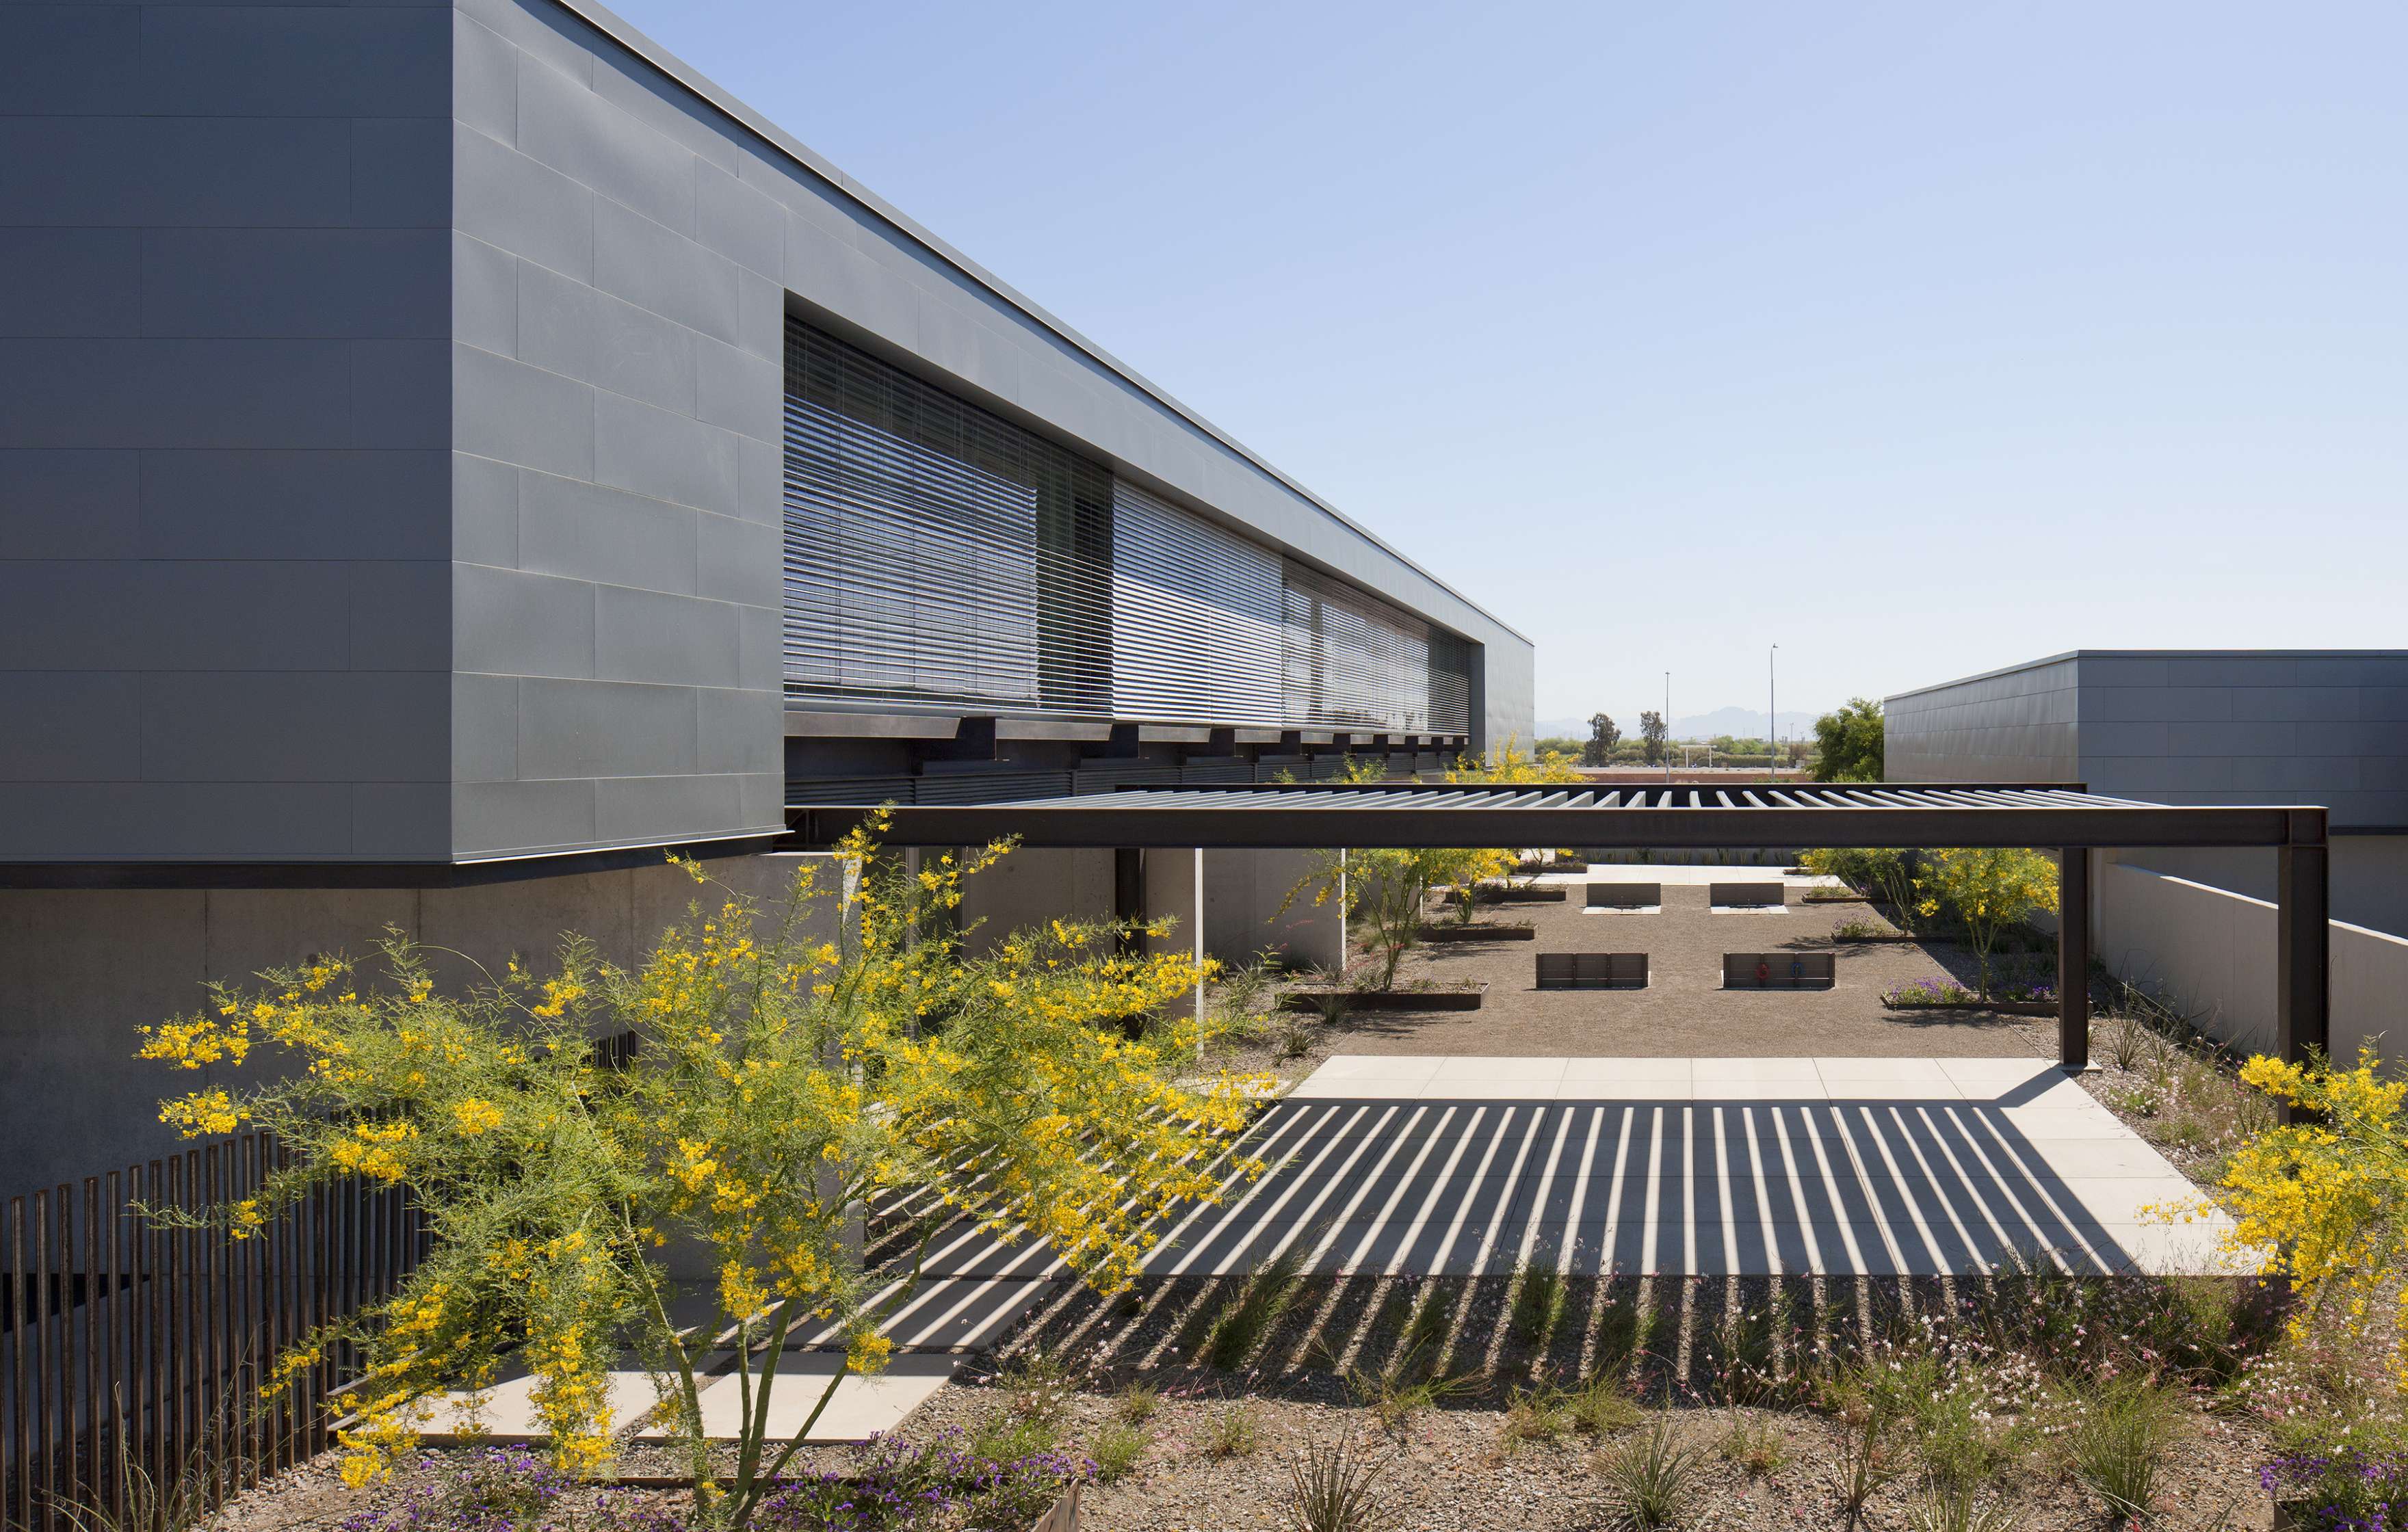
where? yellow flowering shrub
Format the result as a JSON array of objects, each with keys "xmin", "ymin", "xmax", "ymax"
[
  {"xmin": 1913, "ymin": 846, "xmax": 2058, "ymax": 996},
  {"xmin": 2208, "ymin": 1048, "xmax": 2408, "ymax": 1390},
  {"xmin": 140, "ymin": 818, "xmax": 1266, "ymax": 1528}
]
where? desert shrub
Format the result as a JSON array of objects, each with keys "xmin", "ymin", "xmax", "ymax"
[
  {"xmin": 1203, "ymin": 1401, "xmax": 1261, "ymax": 1458},
  {"xmin": 2066, "ymin": 1380, "xmax": 2183, "ymax": 1521},
  {"xmin": 1599, "ymin": 1418, "xmax": 1703, "ymax": 1530},
  {"xmin": 137, "ymin": 820, "xmax": 1260, "ymax": 1527},
  {"xmin": 1088, "ymin": 1419, "xmax": 1146, "ymax": 1482},
  {"xmin": 1289, "ymin": 1430, "xmax": 1394, "ymax": 1532}
]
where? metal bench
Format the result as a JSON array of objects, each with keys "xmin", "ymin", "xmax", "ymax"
[
  {"xmin": 1709, "ymin": 881, "xmax": 1788, "ymax": 909},
  {"xmin": 1536, "ymin": 952, "xmax": 1649, "ymax": 990},
  {"xmin": 1722, "ymin": 951, "xmax": 1835, "ymax": 990},
  {"xmin": 1584, "ymin": 881, "xmax": 1660, "ymax": 910}
]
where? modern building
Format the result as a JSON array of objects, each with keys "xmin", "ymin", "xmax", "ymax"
[
  {"xmin": 1887, "ymin": 650, "xmax": 2408, "ymax": 1056},
  {"xmin": 0, "ymin": 0, "xmax": 1533, "ymax": 1191}
]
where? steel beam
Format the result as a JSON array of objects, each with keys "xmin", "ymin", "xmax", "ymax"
[
  {"xmin": 2058, "ymin": 848, "xmax": 2091, "ymax": 1073},
  {"xmin": 790, "ymin": 800, "xmax": 2299, "ymax": 851}
]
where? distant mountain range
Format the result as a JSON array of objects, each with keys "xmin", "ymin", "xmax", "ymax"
[{"xmin": 1533, "ymin": 707, "xmax": 1824, "ymax": 743}]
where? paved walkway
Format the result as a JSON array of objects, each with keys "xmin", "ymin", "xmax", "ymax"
[{"xmin": 914, "ymin": 1056, "xmax": 2232, "ymax": 1280}]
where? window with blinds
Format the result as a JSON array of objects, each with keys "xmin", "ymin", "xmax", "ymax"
[
  {"xmin": 1279, "ymin": 562, "xmax": 1471, "ymax": 735},
  {"xmin": 781, "ymin": 319, "xmax": 1107, "ymax": 712},
  {"xmin": 783, "ymin": 318, "xmax": 1471, "ymax": 734},
  {"xmin": 1109, "ymin": 482, "xmax": 1283, "ymax": 726}
]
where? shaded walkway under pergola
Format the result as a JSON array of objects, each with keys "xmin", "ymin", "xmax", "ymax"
[{"xmin": 789, "ymin": 780, "xmax": 2333, "ymax": 1076}]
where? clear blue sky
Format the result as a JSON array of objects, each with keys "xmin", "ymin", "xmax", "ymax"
[{"xmin": 606, "ymin": 0, "xmax": 2406, "ymax": 733}]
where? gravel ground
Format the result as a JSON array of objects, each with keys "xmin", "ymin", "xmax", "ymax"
[{"xmin": 1201, "ymin": 885, "xmax": 2060, "ymax": 1078}]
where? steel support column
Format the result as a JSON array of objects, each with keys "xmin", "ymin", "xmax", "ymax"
[
  {"xmin": 2056, "ymin": 847, "xmax": 2091, "ymax": 1072},
  {"xmin": 2277, "ymin": 810, "xmax": 2330, "ymax": 1091},
  {"xmin": 1113, "ymin": 847, "xmax": 1145, "ymax": 957}
]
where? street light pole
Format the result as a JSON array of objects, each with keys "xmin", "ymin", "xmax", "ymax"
[
  {"xmin": 1663, "ymin": 670, "xmax": 1671, "ymax": 782},
  {"xmin": 1769, "ymin": 643, "xmax": 1779, "ymax": 782}
]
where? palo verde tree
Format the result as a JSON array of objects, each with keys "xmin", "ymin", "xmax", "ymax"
[
  {"xmin": 138, "ymin": 819, "xmax": 1264, "ymax": 1529},
  {"xmin": 1915, "ymin": 846, "xmax": 2058, "ymax": 996}
]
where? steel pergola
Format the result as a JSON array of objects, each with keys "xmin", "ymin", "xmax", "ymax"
[{"xmin": 787, "ymin": 781, "xmax": 2331, "ymax": 1079}]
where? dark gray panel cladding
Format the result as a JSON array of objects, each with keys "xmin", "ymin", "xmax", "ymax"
[
  {"xmin": 448, "ymin": 0, "xmax": 783, "ymax": 860},
  {"xmin": 0, "ymin": 1, "xmax": 454, "ymax": 863}
]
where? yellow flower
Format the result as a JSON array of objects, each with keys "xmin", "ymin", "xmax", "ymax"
[{"xmin": 452, "ymin": 1097, "xmax": 505, "ymax": 1136}]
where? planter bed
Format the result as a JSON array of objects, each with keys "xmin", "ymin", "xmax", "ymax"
[
  {"xmin": 1474, "ymin": 885, "xmax": 1569, "ymax": 904},
  {"xmin": 1828, "ymin": 932, "xmax": 1918, "ymax": 945},
  {"xmin": 1281, "ymin": 983, "xmax": 1487, "ymax": 1013},
  {"xmin": 1417, "ymin": 923, "xmax": 1537, "ymax": 942},
  {"xmin": 1801, "ymin": 890, "xmax": 1872, "ymax": 904},
  {"xmin": 1883, "ymin": 999, "xmax": 2058, "ymax": 1016}
]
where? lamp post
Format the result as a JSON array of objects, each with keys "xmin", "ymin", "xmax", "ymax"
[
  {"xmin": 1768, "ymin": 643, "xmax": 1779, "ymax": 782},
  {"xmin": 1663, "ymin": 670, "xmax": 1671, "ymax": 782}
]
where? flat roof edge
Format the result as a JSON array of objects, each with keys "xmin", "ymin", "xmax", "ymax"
[
  {"xmin": 1889, "ymin": 648, "xmax": 2408, "ymax": 706},
  {"xmin": 546, "ymin": 0, "xmax": 1528, "ymax": 648}
]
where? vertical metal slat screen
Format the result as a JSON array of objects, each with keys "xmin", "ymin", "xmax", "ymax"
[{"xmin": 1108, "ymin": 481, "xmax": 1283, "ymax": 726}]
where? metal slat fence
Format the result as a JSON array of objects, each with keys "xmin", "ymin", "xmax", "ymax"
[{"xmin": 1, "ymin": 1135, "xmax": 423, "ymax": 1532}]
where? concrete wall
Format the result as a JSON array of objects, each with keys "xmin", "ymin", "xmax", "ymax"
[
  {"xmin": 954, "ymin": 848, "xmax": 1114, "ymax": 957},
  {"xmin": 0, "ymin": 851, "xmax": 835, "ymax": 1197},
  {"xmin": 2097, "ymin": 859, "xmax": 2408, "ymax": 1064},
  {"xmin": 1201, "ymin": 848, "xmax": 1345, "ymax": 973},
  {"xmin": 0, "ymin": 2, "xmax": 456, "ymax": 860}
]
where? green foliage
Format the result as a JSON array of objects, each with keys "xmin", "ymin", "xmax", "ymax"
[
  {"xmin": 1718, "ymin": 1412, "xmax": 1788, "ymax": 1476},
  {"xmin": 1584, "ymin": 713, "xmax": 1623, "ymax": 766},
  {"xmin": 1501, "ymin": 1383, "xmax": 1575, "ymax": 1447},
  {"xmin": 1915, "ymin": 847, "xmax": 2059, "ymax": 995},
  {"xmin": 971, "ymin": 1411, "xmax": 1061, "ymax": 1466},
  {"xmin": 1906, "ymin": 1483, "xmax": 2018, "ymax": 1532},
  {"xmin": 1088, "ymin": 1418, "xmax": 1147, "ymax": 1482},
  {"xmin": 1203, "ymin": 1401, "xmax": 1262, "ymax": 1458},
  {"xmin": 1114, "ymin": 1383, "xmax": 1160, "ymax": 1425},
  {"xmin": 1569, "ymin": 1374, "xmax": 1645, "ymax": 1436},
  {"xmin": 1288, "ymin": 1430, "xmax": 1396, "ymax": 1532},
  {"xmin": 1638, "ymin": 711, "xmax": 1668, "ymax": 765},
  {"xmin": 1599, "ymin": 1418, "xmax": 1703, "ymax": 1530},
  {"xmin": 1508, "ymin": 1257, "xmax": 1567, "ymax": 1347},
  {"xmin": 1800, "ymin": 846, "xmax": 1920, "ymax": 927},
  {"xmin": 1199, "ymin": 1242, "xmax": 1307, "ymax": 1370},
  {"xmin": 1811, "ymin": 698, "xmax": 1885, "ymax": 782},
  {"xmin": 2066, "ymin": 1380, "xmax": 2183, "ymax": 1521}
]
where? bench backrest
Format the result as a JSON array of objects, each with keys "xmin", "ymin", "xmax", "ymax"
[
  {"xmin": 1710, "ymin": 881, "xmax": 1787, "ymax": 908},
  {"xmin": 1584, "ymin": 881, "xmax": 1660, "ymax": 908},
  {"xmin": 1536, "ymin": 952, "xmax": 1649, "ymax": 990},
  {"xmin": 1721, "ymin": 951, "xmax": 1835, "ymax": 988}
]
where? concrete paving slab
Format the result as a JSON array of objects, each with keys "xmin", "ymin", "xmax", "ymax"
[
  {"xmin": 1211, "ymin": 1065, "xmax": 2242, "ymax": 1276},
  {"xmin": 631, "ymin": 1354, "xmax": 954, "ymax": 1445},
  {"xmin": 418, "ymin": 1370, "xmax": 662, "ymax": 1443}
]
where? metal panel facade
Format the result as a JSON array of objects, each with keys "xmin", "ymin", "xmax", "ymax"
[{"xmin": 0, "ymin": 0, "xmax": 1530, "ymax": 867}]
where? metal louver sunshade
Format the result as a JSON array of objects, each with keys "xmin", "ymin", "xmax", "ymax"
[{"xmin": 787, "ymin": 781, "xmax": 2318, "ymax": 851}]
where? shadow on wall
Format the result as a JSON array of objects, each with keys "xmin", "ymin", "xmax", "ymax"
[{"xmin": 2099, "ymin": 860, "xmax": 2408, "ymax": 1063}]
